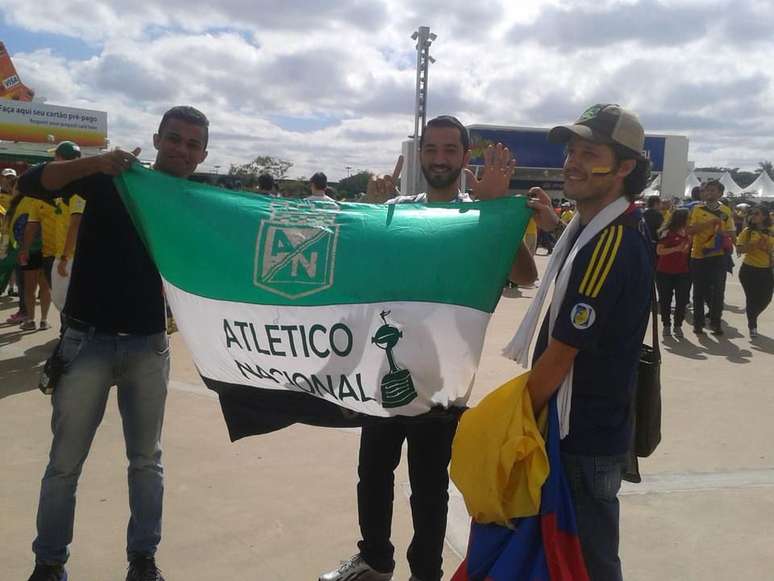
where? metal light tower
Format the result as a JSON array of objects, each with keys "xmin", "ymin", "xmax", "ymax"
[
  {"xmin": 411, "ymin": 26, "xmax": 436, "ymax": 146},
  {"xmin": 402, "ymin": 26, "xmax": 436, "ymax": 195}
]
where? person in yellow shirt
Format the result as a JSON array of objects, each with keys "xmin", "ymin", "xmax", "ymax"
[
  {"xmin": 17, "ymin": 195, "xmax": 51, "ymax": 330},
  {"xmin": 686, "ymin": 179, "xmax": 735, "ymax": 335},
  {"xmin": 523, "ymin": 216, "xmax": 537, "ymax": 255},
  {"xmin": 559, "ymin": 204, "xmax": 575, "ymax": 226},
  {"xmin": 9, "ymin": 193, "xmax": 44, "ymax": 329},
  {"xmin": 57, "ymin": 194, "xmax": 86, "ymax": 277},
  {"xmin": 24, "ymin": 195, "xmax": 74, "ymax": 328},
  {"xmin": 736, "ymin": 206, "xmax": 773, "ymax": 338}
]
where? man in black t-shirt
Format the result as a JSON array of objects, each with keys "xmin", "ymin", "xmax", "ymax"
[
  {"xmin": 20, "ymin": 106, "xmax": 209, "ymax": 581},
  {"xmin": 642, "ymin": 194, "xmax": 663, "ymax": 245},
  {"xmin": 527, "ymin": 104, "xmax": 653, "ymax": 581}
]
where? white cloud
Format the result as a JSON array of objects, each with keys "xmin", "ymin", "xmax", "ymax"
[{"xmin": 2, "ymin": 0, "xmax": 774, "ymax": 178}]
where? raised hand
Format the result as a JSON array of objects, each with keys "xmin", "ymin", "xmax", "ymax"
[
  {"xmin": 93, "ymin": 147, "xmax": 142, "ymax": 176},
  {"xmin": 526, "ymin": 187, "xmax": 560, "ymax": 231},
  {"xmin": 364, "ymin": 155, "xmax": 403, "ymax": 203},
  {"xmin": 464, "ymin": 143, "xmax": 516, "ymax": 200}
]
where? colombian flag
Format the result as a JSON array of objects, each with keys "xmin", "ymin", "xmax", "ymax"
[{"xmin": 452, "ymin": 396, "xmax": 589, "ymax": 581}]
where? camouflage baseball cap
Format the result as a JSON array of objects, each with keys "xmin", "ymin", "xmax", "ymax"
[{"xmin": 548, "ymin": 104, "xmax": 645, "ymax": 159}]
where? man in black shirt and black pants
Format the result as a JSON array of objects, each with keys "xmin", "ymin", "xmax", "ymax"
[{"xmin": 20, "ymin": 106, "xmax": 209, "ymax": 581}]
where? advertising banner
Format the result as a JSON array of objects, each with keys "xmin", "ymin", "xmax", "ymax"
[
  {"xmin": 0, "ymin": 42, "xmax": 34, "ymax": 101},
  {"xmin": 0, "ymin": 101, "xmax": 107, "ymax": 147}
]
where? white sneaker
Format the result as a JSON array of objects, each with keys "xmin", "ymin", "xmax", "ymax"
[{"xmin": 319, "ymin": 554, "xmax": 393, "ymax": 581}]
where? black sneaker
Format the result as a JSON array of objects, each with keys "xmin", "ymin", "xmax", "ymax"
[
  {"xmin": 27, "ymin": 563, "xmax": 67, "ymax": 581},
  {"xmin": 127, "ymin": 556, "xmax": 165, "ymax": 581},
  {"xmin": 693, "ymin": 326, "xmax": 705, "ymax": 335},
  {"xmin": 710, "ymin": 326, "xmax": 724, "ymax": 336}
]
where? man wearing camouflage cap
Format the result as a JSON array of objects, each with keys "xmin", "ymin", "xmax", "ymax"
[{"xmin": 509, "ymin": 104, "xmax": 654, "ymax": 580}]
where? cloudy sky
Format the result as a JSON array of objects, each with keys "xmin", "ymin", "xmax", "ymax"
[{"xmin": 0, "ymin": 0, "xmax": 772, "ymax": 179}]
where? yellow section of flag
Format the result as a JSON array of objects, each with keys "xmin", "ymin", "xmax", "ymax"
[{"xmin": 450, "ymin": 372, "xmax": 549, "ymax": 526}]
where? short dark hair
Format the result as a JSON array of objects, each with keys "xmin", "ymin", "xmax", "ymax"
[
  {"xmin": 257, "ymin": 173, "xmax": 275, "ymax": 191},
  {"xmin": 704, "ymin": 179, "xmax": 724, "ymax": 193},
  {"xmin": 310, "ymin": 172, "xmax": 327, "ymax": 190},
  {"xmin": 691, "ymin": 185, "xmax": 702, "ymax": 201},
  {"xmin": 420, "ymin": 115, "xmax": 470, "ymax": 151},
  {"xmin": 612, "ymin": 144, "xmax": 651, "ymax": 201},
  {"xmin": 158, "ymin": 105, "xmax": 209, "ymax": 147},
  {"xmin": 646, "ymin": 195, "xmax": 660, "ymax": 209}
]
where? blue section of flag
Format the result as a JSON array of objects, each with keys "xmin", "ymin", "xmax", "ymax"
[{"xmin": 452, "ymin": 397, "xmax": 589, "ymax": 581}]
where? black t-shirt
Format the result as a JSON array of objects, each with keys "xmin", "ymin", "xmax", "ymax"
[
  {"xmin": 642, "ymin": 208, "xmax": 663, "ymax": 243},
  {"xmin": 533, "ymin": 207, "xmax": 653, "ymax": 456},
  {"xmin": 19, "ymin": 163, "xmax": 165, "ymax": 334}
]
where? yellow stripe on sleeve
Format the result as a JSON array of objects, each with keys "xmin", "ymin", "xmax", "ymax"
[
  {"xmin": 583, "ymin": 226, "xmax": 617, "ymax": 296},
  {"xmin": 590, "ymin": 225, "xmax": 623, "ymax": 298},
  {"xmin": 579, "ymin": 228, "xmax": 610, "ymax": 296}
]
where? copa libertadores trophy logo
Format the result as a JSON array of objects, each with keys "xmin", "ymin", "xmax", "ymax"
[{"xmin": 371, "ymin": 310, "xmax": 417, "ymax": 408}]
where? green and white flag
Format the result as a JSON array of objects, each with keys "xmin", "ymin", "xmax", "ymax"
[{"xmin": 116, "ymin": 166, "xmax": 530, "ymax": 439}]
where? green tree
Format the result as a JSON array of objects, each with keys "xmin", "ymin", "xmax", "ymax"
[
  {"xmin": 229, "ymin": 155, "xmax": 294, "ymax": 187},
  {"xmin": 758, "ymin": 160, "xmax": 774, "ymax": 180},
  {"xmin": 336, "ymin": 170, "xmax": 373, "ymax": 199},
  {"xmin": 278, "ymin": 178, "xmax": 309, "ymax": 198}
]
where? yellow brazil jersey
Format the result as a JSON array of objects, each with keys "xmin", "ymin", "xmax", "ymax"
[
  {"xmin": 27, "ymin": 198, "xmax": 60, "ymax": 257},
  {"xmin": 737, "ymin": 228, "xmax": 773, "ymax": 268},
  {"xmin": 0, "ymin": 192, "xmax": 11, "ymax": 211},
  {"xmin": 688, "ymin": 203, "xmax": 735, "ymax": 259},
  {"xmin": 10, "ymin": 196, "xmax": 43, "ymax": 252},
  {"xmin": 54, "ymin": 194, "xmax": 86, "ymax": 256}
]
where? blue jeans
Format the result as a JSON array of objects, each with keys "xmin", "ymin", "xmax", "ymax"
[
  {"xmin": 33, "ymin": 327, "xmax": 170, "ymax": 565},
  {"xmin": 561, "ymin": 452, "xmax": 626, "ymax": 581}
]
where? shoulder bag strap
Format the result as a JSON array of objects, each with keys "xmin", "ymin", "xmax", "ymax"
[{"xmin": 651, "ymin": 282, "xmax": 660, "ymax": 360}]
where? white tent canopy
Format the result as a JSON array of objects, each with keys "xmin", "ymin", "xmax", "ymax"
[
  {"xmin": 719, "ymin": 172, "xmax": 744, "ymax": 196},
  {"xmin": 684, "ymin": 172, "xmax": 701, "ymax": 198},
  {"xmin": 745, "ymin": 171, "xmax": 774, "ymax": 198},
  {"xmin": 642, "ymin": 174, "xmax": 661, "ymax": 197}
]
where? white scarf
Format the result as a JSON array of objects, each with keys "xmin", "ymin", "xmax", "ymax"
[{"xmin": 504, "ymin": 196, "xmax": 630, "ymax": 438}]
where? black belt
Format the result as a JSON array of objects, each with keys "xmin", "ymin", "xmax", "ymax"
[{"xmin": 63, "ymin": 316, "xmax": 134, "ymax": 337}]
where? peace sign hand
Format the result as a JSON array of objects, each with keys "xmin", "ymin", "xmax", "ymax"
[{"xmin": 464, "ymin": 143, "xmax": 516, "ymax": 200}]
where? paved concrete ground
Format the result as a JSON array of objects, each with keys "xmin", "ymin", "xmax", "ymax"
[{"xmin": 1, "ymin": 254, "xmax": 773, "ymax": 580}]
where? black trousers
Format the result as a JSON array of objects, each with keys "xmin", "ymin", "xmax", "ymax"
[
  {"xmin": 656, "ymin": 272, "xmax": 691, "ymax": 327},
  {"xmin": 739, "ymin": 263, "xmax": 773, "ymax": 329},
  {"xmin": 691, "ymin": 255, "xmax": 725, "ymax": 329},
  {"xmin": 357, "ymin": 418, "xmax": 459, "ymax": 581}
]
